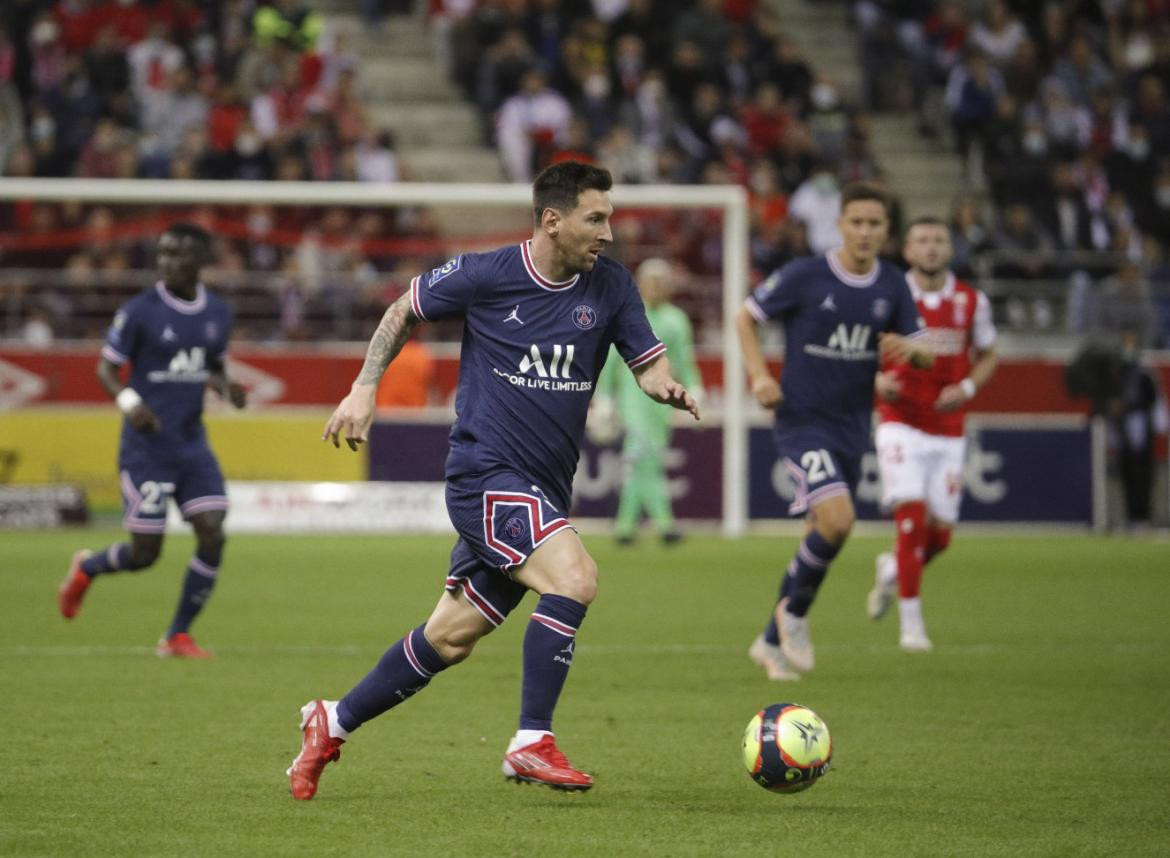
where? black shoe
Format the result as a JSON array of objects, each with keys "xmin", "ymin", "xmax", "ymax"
[
  {"xmin": 615, "ymin": 534, "xmax": 635, "ymax": 546},
  {"xmin": 661, "ymin": 531, "xmax": 683, "ymax": 546}
]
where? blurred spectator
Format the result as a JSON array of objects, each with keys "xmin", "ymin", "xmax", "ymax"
[
  {"xmin": 1096, "ymin": 260, "xmax": 1160, "ymax": 348},
  {"xmin": 496, "ymin": 66, "xmax": 572, "ymax": 182},
  {"xmin": 1107, "ymin": 329, "xmax": 1169, "ymax": 528},
  {"xmin": 991, "ymin": 202, "xmax": 1056, "ymax": 280},
  {"xmin": 946, "ymin": 50, "xmax": 1003, "ymax": 176},
  {"xmin": 21, "ymin": 305, "xmax": 54, "ymax": 348},
  {"xmin": 376, "ymin": 338, "xmax": 438, "ymax": 408},
  {"xmin": 253, "ymin": 0, "xmax": 324, "ymax": 52},
  {"xmin": 355, "ymin": 129, "xmax": 400, "ymax": 183},
  {"xmin": 788, "ymin": 161, "xmax": 842, "ymax": 255},
  {"xmin": 968, "ymin": 0, "xmax": 1027, "ymax": 68}
]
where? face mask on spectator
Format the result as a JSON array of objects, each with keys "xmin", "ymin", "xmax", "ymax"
[
  {"xmin": 32, "ymin": 117, "xmax": 55, "ymax": 142},
  {"xmin": 1155, "ymin": 185, "xmax": 1170, "ymax": 208},
  {"xmin": 811, "ymin": 83, "xmax": 838, "ymax": 111},
  {"xmin": 584, "ymin": 73, "xmax": 610, "ymax": 99},
  {"xmin": 1127, "ymin": 138, "xmax": 1149, "ymax": 160},
  {"xmin": 236, "ymin": 132, "xmax": 262, "ymax": 156},
  {"xmin": 1023, "ymin": 132, "xmax": 1047, "ymax": 155},
  {"xmin": 31, "ymin": 20, "xmax": 59, "ymax": 45}
]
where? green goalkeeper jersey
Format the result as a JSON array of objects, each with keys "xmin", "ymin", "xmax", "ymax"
[{"xmin": 596, "ymin": 301, "xmax": 702, "ymax": 434}]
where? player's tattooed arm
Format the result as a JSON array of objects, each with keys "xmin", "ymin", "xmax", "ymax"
[
  {"xmin": 354, "ymin": 293, "xmax": 420, "ymax": 385},
  {"xmin": 324, "ymin": 293, "xmax": 420, "ymax": 450}
]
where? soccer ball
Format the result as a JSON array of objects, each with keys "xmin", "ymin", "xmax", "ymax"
[{"xmin": 742, "ymin": 702, "xmax": 832, "ymax": 793}]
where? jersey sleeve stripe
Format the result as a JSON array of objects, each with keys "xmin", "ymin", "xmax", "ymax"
[
  {"xmin": 745, "ymin": 296, "xmax": 768, "ymax": 322},
  {"xmin": 626, "ymin": 342, "xmax": 666, "ymax": 369},
  {"xmin": 409, "ymin": 275, "xmax": 428, "ymax": 321},
  {"xmin": 101, "ymin": 344, "xmax": 129, "ymax": 365}
]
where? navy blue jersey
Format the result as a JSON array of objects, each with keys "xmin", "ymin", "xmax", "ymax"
[
  {"xmin": 411, "ymin": 241, "xmax": 663, "ymax": 507},
  {"xmin": 745, "ymin": 252, "xmax": 924, "ymax": 456},
  {"xmin": 102, "ymin": 282, "xmax": 233, "ymax": 449}
]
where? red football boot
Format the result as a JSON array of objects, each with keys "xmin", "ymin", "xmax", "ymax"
[
  {"xmin": 58, "ymin": 550, "xmax": 94, "ymax": 619},
  {"xmin": 288, "ymin": 699, "xmax": 344, "ymax": 800},
  {"xmin": 502, "ymin": 734, "xmax": 594, "ymax": 791},
  {"xmin": 155, "ymin": 632, "xmax": 214, "ymax": 659}
]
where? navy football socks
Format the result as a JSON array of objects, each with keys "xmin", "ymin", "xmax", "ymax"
[
  {"xmin": 81, "ymin": 543, "xmax": 132, "ymax": 577},
  {"xmin": 166, "ymin": 549, "xmax": 220, "ymax": 637},
  {"xmin": 337, "ymin": 624, "xmax": 449, "ymax": 733},
  {"xmin": 764, "ymin": 531, "xmax": 842, "ymax": 636},
  {"xmin": 519, "ymin": 594, "xmax": 588, "ymax": 732}
]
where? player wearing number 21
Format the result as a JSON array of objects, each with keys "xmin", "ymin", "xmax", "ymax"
[
  {"xmin": 737, "ymin": 181, "xmax": 933, "ymax": 681},
  {"xmin": 57, "ymin": 224, "xmax": 247, "ymax": 659},
  {"xmin": 868, "ymin": 217, "xmax": 998, "ymax": 652}
]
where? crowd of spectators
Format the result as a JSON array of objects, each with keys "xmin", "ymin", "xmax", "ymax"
[
  {"xmin": 854, "ymin": 0, "xmax": 1170, "ymax": 346},
  {"xmin": 0, "ymin": 0, "xmax": 423, "ymax": 341},
  {"xmin": 439, "ymin": 0, "xmax": 884, "ymax": 276}
]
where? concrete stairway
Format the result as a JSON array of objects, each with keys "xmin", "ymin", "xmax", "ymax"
[{"xmin": 766, "ymin": 0, "xmax": 963, "ymax": 220}]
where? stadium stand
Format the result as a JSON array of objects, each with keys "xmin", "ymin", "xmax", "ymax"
[{"xmin": 1, "ymin": 0, "xmax": 1168, "ymax": 348}]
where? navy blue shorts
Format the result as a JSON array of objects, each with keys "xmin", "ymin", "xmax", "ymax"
[
  {"xmin": 118, "ymin": 440, "xmax": 228, "ymax": 533},
  {"xmin": 773, "ymin": 437, "xmax": 861, "ymax": 518},
  {"xmin": 443, "ymin": 468, "xmax": 574, "ymax": 627}
]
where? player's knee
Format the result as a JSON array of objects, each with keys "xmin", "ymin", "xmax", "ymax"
[
  {"xmin": 427, "ymin": 626, "xmax": 481, "ymax": 665},
  {"xmin": 196, "ymin": 528, "xmax": 226, "ymax": 557},
  {"xmin": 126, "ymin": 542, "xmax": 161, "ymax": 570},
  {"xmin": 817, "ymin": 512, "xmax": 855, "ymax": 546},
  {"xmin": 551, "ymin": 554, "xmax": 598, "ymax": 605}
]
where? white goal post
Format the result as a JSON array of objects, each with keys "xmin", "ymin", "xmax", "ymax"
[{"xmin": 0, "ymin": 177, "xmax": 750, "ymax": 535}]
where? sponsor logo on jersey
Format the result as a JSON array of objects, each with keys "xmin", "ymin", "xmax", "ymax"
[
  {"xmin": 572, "ymin": 304, "xmax": 597, "ymax": 330},
  {"xmin": 503, "ymin": 305, "xmax": 525, "ymax": 325},
  {"xmin": 803, "ymin": 323, "xmax": 875, "ymax": 360},
  {"xmin": 205, "ymin": 322, "xmax": 219, "ymax": 340},
  {"xmin": 491, "ymin": 344, "xmax": 593, "ymax": 391},
  {"xmin": 147, "ymin": 346, "xmax": 211, "ymax": 383},
  {"xmin": 428, "ymin": 255, "xmax": 461, "ymax": 286}
]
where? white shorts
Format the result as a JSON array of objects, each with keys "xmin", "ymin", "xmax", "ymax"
[{"xmin": 874, "ymin": 422, "xmax": 967, "ymax": 523}]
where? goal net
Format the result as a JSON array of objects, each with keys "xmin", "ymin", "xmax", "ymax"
[{"xmin": 0, "ymin": 178, "xmax": 751, "ymax": 535}]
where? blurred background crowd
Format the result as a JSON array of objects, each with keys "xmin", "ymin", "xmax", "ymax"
[{"xmin": 0, "ymin": 0, "xmax": 1168, "ymax": 352}]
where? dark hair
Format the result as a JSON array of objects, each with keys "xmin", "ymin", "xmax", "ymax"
[
  {"xmin": 163, "ymin": 222, "xmax": 212, "ymax": 250},
  {"xmin": 532, "ymin": 161, "xmax": 613, "ymax": 225},
  {"xmin": 904, "ymin": 214, "xmax": 948, "ymax": 237},
  {"xmin": 839, "ymin": 180, "xmax": 891, "ymax": 216}
]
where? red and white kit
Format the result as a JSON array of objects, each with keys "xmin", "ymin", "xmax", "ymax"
[{"xmin": 875, "ymin": 272, "xmax": 997, "ymax": 522}]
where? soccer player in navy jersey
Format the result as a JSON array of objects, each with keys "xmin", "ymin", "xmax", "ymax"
[
  {"xmin": 736, "ymin": 181, "xmax": 933, "ymax": 680},
  {"xmin": 287, "ymin": 161, "xmax": 699, "ymax": 798},
  {"xmin": 57, "ymin": 223, "xmax": 247, "ymax": 659}
]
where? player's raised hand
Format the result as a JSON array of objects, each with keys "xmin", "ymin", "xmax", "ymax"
[
  {"xmin": 878, "ymin": 332, "xmax": 914, "ymax": 364},
  {"xmin": 323, "ymin": 384, "xmax": 377, "ymax": 451},
  {"xmin": 128, "ymin": 403, "xmax": 162, "ymax": 433},
  {"xmin": 227, "ymin": 382, "xmax": 247, "ymax": 409},
  {"xmin": 875, "ymin": 370, "xmax": 902, "ymax": 402},
  {"xmin": 750, "ymin": 373, "xmax": 781, "ymax": 409}
]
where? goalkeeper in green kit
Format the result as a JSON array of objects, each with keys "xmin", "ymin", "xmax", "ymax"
[{"xmin": 594, "ymin": 258, "xmax": 703, "ymax": 544}]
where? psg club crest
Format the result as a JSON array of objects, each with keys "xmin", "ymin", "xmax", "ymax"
[
  {"xmin": 572, "ymin": 304, "xmax": 597, "ymax": 330},
  {"xmin": 504, "ymin": 516, "xmax": 525, "ymax": 540},
  {"xmin": 871, "ymin": 298, "xmax": 890, "ymax": 320},
  {"xmin": 205, "ymin": 322, "xmax": 219, "ymax": 340}
]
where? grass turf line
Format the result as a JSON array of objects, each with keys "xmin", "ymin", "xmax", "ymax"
[{"xmin": 2, "ymin": 529, "xmax": 1168, "ymax": 857}]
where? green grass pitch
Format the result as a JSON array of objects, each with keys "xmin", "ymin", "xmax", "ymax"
[{"xmin": 2, "ymin": 528, "xmax": 1168, "ymax": 857}]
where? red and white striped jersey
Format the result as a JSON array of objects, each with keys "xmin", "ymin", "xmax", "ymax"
[{"xmin": 876, "ymin": 272, "xmax": 996, "ymax": 437}]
